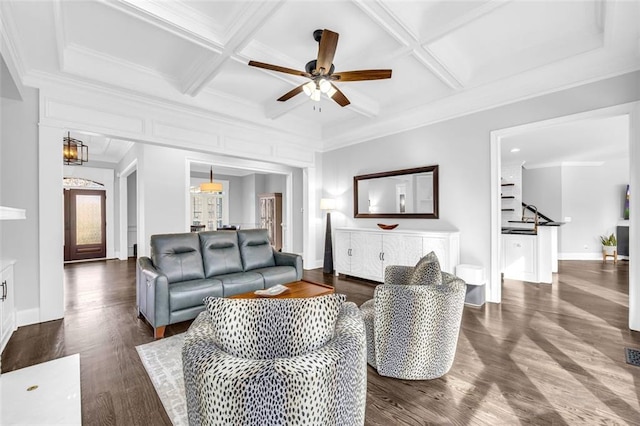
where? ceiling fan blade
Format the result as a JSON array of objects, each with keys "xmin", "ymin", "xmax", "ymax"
[
  {"xmin": 332, "ymin": 69, "xmax": 392, "ymax": 81},
  {"xmin": 329, "ymin": 84, "xmax": 350, "ymax": 107},
  {"xmin": 316, "ymin": 29, "xmax": 339, "ymax": 76},
  {"xmin": 248, "ymin": 60, "xmax": 311, "ymax": 78},
  {"xmin": 277, "ymin": 84, "xmax": 306, "ymax": 102}
]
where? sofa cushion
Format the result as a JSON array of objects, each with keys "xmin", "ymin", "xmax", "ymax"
[
  {"xmin": 409, "ymin": 251, "xmax": 442, "ymax": 286},
  {"xmin": 151, "ymin": 233, "xmax": 204, "ymax": 283},
  {"xmin": 169, "ymin": 278, "xmax": 223, "ymax": 311},
  {"xmin": 252, "ymin": 266, "xmax": 297, "ymax": 288},
  {"xmin": 199, "ymin": 231, "xmax": 243, "ymax": 278},
  {"xmin": 215, "ymin": 271, "xmax": 265, "ymax": 297},
  {"xmin": 238, "ymin": 229, "xmax": 275, "ymax": 271},
  {"xmin": 204, "ymin": 294, "xmax": 346, "ymax": 360}
]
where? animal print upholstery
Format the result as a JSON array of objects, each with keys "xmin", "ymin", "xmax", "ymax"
[
  {"xmin": 183, "ymin": 296, "xmax": 367, "ymax": 426},
  {"xmin": 203, "ymin": 294, "xmax": 345, "ymax": 359},
  {"xmin": 408, "ymin": 251, "xmax": 442, "ymax": 286},
  {"xmin": 360, "ymin": 253, "xmax": 467, "ymax": 380}
]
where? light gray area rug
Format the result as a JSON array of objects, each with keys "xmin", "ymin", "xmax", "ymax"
[{"xmin": 136, "ymin": 334, "xmax": 187, "ymax": 426}]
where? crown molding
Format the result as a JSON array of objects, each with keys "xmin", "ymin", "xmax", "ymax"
[{"xmin": 26, "ymin": 69, "xmax": 321, "ymax": 148}]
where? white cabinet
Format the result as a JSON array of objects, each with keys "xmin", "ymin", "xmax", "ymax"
[
  {"xmin": 335, "ymin": 231, "xmax": 365, "ymax": 277},
  {"xmin": 502, "ymin": 234, "xmax": 537, "ymax": 282},
  {"xmin": 501, "ymin": 228, "xmax": 554, "ymax": 284},
  {"xmin": 1, "ymin": 260, "xmax": 17, "ymax": 358},
  {"xmin": 335, "ymin": 228, "xmax": 460, "ymax": 282}
]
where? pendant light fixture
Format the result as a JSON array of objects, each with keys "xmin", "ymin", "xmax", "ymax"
[
  {"xmin": 63, "ymin": 131, "xmax": 88, "ymax": 165},
  {"xmin": 200, "ymin": 166, "xmax": 223, "ymax": 193}
]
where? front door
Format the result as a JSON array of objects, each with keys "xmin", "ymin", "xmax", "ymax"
[{"xmin": 64, "ymin": 189, "xmax": 107, "ymax": 261}]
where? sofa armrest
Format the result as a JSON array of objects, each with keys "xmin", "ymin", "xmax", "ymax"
[
  {"xmin": 273, "ymin": 250, "xmax": 303, "ymax": 280},
  {"xmin": 137, "ymin": 257, "xmax": 170, "ymax": 331}
]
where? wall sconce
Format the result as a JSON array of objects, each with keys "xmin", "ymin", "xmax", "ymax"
[{"xmin": 63, "ymin": 132, "xmax": 88, "ymax": 165}]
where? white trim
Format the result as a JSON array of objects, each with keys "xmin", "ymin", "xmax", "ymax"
[
  {"xmin": 284, "ymin": 172, "xmax": 293, "ymax": 253},
  {"xmin": 489, "ymin": 131, "xmax": 501, "ymax": 303},
  {"xmin": 118, "ymin": 159, "xmax": 137, "ymax": 261},
  {"xmin": 38, "ymin": 124, "xmax": 65, "ymax": 322},
  {"xmin": 629, "ymin": 102, "xmax": 640, "ymax": 331},
  {"xmin": 16, "ymin": 308, "xmax": 40, "ymax": 327},
  {"xmin": 558, "ymin": 253, "xmax": 606, "ymax": 261},
  {"xmin": 0, "ymin": 206, "xmax": 26, "ymax": 220}
]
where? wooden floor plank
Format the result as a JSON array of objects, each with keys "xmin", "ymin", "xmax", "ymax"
[{"xmin": 2, "ymin": 259, "xmax": 639, "ymax": 424}]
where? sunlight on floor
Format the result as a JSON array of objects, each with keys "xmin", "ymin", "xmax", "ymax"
[{"xmin": 1, "ymin": 354, "xmax": 81, "ymax": 425}]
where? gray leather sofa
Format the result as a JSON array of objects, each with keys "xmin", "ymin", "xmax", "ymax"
[{"xmin": 137, "ymin": 228, "xmax": 302, "ymax": 338}]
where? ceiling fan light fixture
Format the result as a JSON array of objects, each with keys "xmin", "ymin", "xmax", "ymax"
[
  {"xmin": 310, "ymin": 90, "xmax": 321, "ymax": 102},
  {"xmin": 326, "ymin": 86, "xmax": 337, "ymax": 98},
  {"xmin": 302, "ymin": 81, "xmax": 316, "ymax": 96},
  {"xmin": 319, "ymin": 79, "xmax": 332, "ymax": 93}
]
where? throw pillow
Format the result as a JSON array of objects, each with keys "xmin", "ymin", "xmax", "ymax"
[
  {"xmin": 204, "ymin": 293, "xmax": 346, "ymax": 360},
  {"xmin": 409, "ymin": 251, "xmax": 442, "ymax": 286}
]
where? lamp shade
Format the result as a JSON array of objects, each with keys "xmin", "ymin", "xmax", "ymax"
[
  {"xmin": 200, "ymin": 181, "xmax": 223, "ymax": 192},
  {"xmin": 200, "ymin": 166, "xmax": 223, "ymax": 193},
  {"xmin": 320, "ymin": 198, "xmax": 336, "ymax": 210}
]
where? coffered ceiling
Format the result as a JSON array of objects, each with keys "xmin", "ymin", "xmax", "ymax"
[{"xmin": 2, "ymin": 0, "xmax": 639, "ymax": 152}]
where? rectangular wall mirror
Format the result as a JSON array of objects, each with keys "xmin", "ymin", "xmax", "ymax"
[{"xmin": 354, "ymin": 165, "xmax": 439, "ymax": 219}]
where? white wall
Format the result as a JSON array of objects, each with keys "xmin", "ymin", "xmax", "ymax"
[
  {"xmin": 0, "ymin": 87, "xmax": 40, "ymax": 325},
  {"xmin": 522, "ymin": 166, "xmax": 562, "ymax": 222},
  {"xmin": 559, "ymin": 159, "xmax": 629, "ymax": 258},
  {"xmin": 138, "ymin": 144, "xmax": 189, "ymax": 256},
  {"xmin": 241, "ymin": 175, "xmax": 257, "ymax": 229}
]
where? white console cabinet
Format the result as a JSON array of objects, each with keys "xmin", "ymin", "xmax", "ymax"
[
  {"xmin": 1, "ymin": 260, "xmax": 17, "ymax": 358},
  {"xmin": 335, "ymin": 228, "xmax": 460, "ymax": 282}
]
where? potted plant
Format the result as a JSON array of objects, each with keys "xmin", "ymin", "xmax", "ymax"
[{"xmin": 600, "ymin": 233, "xmax": 618, "ymax": 255}]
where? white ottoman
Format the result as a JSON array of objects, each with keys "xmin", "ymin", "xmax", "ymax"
[{"xmin": 456, "ymin": 264, "xmax": 485, "ymax": 307}]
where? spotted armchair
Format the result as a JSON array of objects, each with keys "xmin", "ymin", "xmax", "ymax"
[
  {"xmin": 360, "ymin": 252, "xmax": 467, "ymax": 380},
  {"xmin": 182, "ymin": 294, "xmax": 367, "ymax": 426}
]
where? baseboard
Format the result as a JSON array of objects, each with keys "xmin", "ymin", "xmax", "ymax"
[
  {"xmin": 558, "ymin": 253, "xmax": 603, "ymax": 260},
  {"xmin": 17, "ymin": 307, "xmax": 41, "ymax": 327},
  {"xmin": 304, "ymin": 260, "xmax": 323, "ymax": 270}
]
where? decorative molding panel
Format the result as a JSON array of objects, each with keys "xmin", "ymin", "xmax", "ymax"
[
  {"xmin": 224, "ymin": 136, "xmax": 274, "ymax": 158},
  {"xmin": 151, "ymin": 121, "xmax": 221, "ymax": 150},
  {"xmin": 43, "ymin": 97, "xmax": 146, "ymax": 135}
]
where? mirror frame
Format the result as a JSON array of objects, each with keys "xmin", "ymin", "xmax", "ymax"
[{"xmin": 353, "ymin": 165, "xmax": 439, "ymax": 219}]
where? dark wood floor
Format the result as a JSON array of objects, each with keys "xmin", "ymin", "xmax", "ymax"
[{"xmin": 3, "ymin": 259, "xmax": 639, "ymax": 425}]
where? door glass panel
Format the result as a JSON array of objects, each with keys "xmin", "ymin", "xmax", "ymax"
[{"xmin": 76, "ymin": 194, "xmax": 102, "ymax": 244}]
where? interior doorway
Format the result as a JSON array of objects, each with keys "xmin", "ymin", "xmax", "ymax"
[
  {"xmin": 490, "ymin": 103, "xmax": 636, "ymax": 309},
  {"xmin": 64, "ymin": 188, "xmax": 107, "ymax": 261}
]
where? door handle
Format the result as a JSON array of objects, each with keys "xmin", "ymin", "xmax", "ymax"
[{"xmin": 1, "ymin": 280, "xmax": 6, "ymax": 301}]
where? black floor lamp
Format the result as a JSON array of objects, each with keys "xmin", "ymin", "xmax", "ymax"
[{"xmin": 320, "ymin": 198, "xmax": 336, "ymax": 274}]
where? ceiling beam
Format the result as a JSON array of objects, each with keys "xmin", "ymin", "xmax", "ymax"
[
  {"xmin": 180, "ymin": 1, "xmax": 285, "ymax": 96},
  {"xmin": 353, "ymin": 0, "xmax": 464, "ymax": 90}
]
